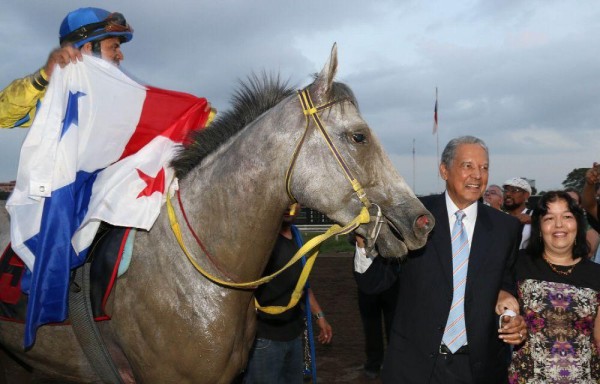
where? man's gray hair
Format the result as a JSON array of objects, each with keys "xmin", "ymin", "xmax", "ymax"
[{"xmin": 440, "ymin": 136, "xmax": 488, "ymax": 167}]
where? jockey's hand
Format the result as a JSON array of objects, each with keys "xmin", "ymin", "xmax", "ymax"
[
  {"xmin": 316, "ymin": 317, "xmax": 333, "ymax": 344},
  {"xmin": 45, "ymin": 45, "xmax": 83, "ymax": 78}
]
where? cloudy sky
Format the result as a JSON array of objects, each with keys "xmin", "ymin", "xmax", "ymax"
[{"xmin": 1, "ymin": 0, "xmax": 599, "ymax": 195}]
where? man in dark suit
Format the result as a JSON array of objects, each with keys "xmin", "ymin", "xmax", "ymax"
[{"xmin": 355, "ymin": 136, "xmax": 526, "ymax": 384}]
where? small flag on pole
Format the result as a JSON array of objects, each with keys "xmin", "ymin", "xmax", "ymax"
[{"xmin": 433, "ymin": 87, "xmax": 438, "ymax": 135}]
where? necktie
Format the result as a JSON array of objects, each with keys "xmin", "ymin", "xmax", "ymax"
[{"xmin": 442, "ymin": 210, "xmax": 469, "ymax": 353}]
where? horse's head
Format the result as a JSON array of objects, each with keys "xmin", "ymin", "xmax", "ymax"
[{"xmin": 289, "ymin": 44, "xmax": 434, "ymax": 258}]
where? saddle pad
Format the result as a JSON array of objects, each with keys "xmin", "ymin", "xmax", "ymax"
[
  {"xmin": 0, "ymin": 245, "xmax": 28, "ymax": 320},
  {"xmin": 0, "ymin": 225, "xmax": 131, "ymax": 323}
]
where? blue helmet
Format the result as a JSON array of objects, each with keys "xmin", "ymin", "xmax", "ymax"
[{"xmin": 59, "ymin": 7, "xmax": 133, "ymax": 48}]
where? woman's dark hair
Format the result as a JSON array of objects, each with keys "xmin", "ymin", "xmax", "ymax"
[{"xmin": 526, "ymin": 190, "xmax": 589, "ymax": 259}]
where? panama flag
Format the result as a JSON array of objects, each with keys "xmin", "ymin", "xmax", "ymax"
[{"xmin": 6, "ymin": 56, "xmax": 212, "ymax": 347}]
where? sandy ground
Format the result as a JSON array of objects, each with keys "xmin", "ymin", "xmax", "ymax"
[
  {"xmin": 309, "ymin": 252, "xmax": 383, "ymax": 383},
  {"xmin": 0, "ymin": 251, "xmax": 383, "ymax": 383}
]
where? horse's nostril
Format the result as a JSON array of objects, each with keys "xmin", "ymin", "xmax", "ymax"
[{"xmin": 415, "ymin": 214, "xmax": 430, "ymax": 229}]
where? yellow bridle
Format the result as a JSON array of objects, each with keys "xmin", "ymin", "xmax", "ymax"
[{"xmin": 167, "ymin": 87, "xmax": 372, "ymax": 314}]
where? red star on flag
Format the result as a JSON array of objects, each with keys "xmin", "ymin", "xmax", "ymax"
[{"xmin": 136, "ymin": 168, "xmax": 165, "ymax": 198}]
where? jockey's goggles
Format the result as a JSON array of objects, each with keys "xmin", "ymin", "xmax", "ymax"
[{"xmin": 60, "ymin": 12, "xmax": 133, "ymax": 45}]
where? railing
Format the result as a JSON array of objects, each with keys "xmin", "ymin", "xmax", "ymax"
[{"xmin": 295, "ymin": 224, "xmax": 331, "ymax": 233}]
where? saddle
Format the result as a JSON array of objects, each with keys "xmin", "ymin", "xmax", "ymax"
[{"xmin": 0, "ymin": 225, "xmax": 131, "ymax": 322}]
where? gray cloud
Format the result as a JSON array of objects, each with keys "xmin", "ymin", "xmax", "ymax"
[{"xmin": 1, "ymin": 1, "xmax": 598, "ymax": 195}]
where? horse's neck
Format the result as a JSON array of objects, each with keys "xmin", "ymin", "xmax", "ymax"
[{"xmin": 174, "ymin": 114, "xmax": 300, "ymax": 279}]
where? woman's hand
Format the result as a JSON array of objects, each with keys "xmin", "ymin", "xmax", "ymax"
[{"xmin": 499, "ymin": 314, "xmax": 527, "ymax": 345}]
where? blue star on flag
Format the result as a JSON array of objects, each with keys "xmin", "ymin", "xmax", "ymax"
[{"xmin": 60, "ymin": 91, "xmax": 86, "ymax": 138}]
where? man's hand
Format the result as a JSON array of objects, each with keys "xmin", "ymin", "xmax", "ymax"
[
  {"xmin": 495, "ymin": 289, "xmax": 519, "ymax": 315},
  {"xmin": 316, "ymin": 317, "xmax": 333, "ymax": 344},
  {"xmin": 516, "ymin": 213, "xmax": 532, "ymax": 225},
  {"xmin": 45, "ymin": 45, "xmax": 83, "ymax": 78},
  {"xmin": 355, "ymin": 235, "xmax": 365, "ymax": 248}
]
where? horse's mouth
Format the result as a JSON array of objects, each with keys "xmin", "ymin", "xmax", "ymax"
[{"xmin": 386, "ymin": 218, "xmax": 406, "ymax": 245}]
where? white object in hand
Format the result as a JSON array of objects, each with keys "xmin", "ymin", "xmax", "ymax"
[{"xmin": 499, "ymin": 309, "xmax": 517, "ymax": 328}]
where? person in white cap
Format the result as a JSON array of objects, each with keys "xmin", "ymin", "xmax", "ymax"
[{"xmin": 502, "ymin": 177, "xmax": 532, "ymax": 249}]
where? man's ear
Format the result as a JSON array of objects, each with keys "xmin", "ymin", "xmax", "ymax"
[
  {"xmin": 439, "ymin": 163, "xmax": 448, "ymax": 181},
  {"xmin": 80, "ymin": 42, "xmax": 92, "ymax": 55}
]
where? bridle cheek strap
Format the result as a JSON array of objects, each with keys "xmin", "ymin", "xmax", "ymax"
[
  {"xmin": 167, "ymin": 86, "xmax": 376, "ymax": 315},
  {"xmin": 286, "ymin": 88, "xmax": 371, "ymax": 209}
]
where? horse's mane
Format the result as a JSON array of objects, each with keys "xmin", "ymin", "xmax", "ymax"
[
  {"xmin": 171, "ymin": 73, "xmax": 295, "ymax": 178},
  {"xmin": 171, "ymin": 73, "xmax": 358, "ymax": 178}
]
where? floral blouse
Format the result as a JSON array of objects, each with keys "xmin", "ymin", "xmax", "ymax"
[{"xmin": 509, "ymin": 251, "xmax": 600, "ymax": 384}]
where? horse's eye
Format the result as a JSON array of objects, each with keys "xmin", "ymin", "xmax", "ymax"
[{"xmin": 352, "ymin": 133, "xmax": 367, "ymax": 144}]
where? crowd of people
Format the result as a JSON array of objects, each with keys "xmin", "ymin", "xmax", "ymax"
[{"xmin": 2, "ymin": 6, "xmax": 600, "ymax": 384}]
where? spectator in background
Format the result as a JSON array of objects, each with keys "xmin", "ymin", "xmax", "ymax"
[
  {"xmin": 582, "ymin": 162, "xmax": 600, "ymax": 263},
  {"xmin": 351, "ymin": 234, "xmax": 398, "ymax": 380},
  {"xmin": 503, "ymin": 177, "xmax": 533, "ymax": 249},
  {"xmin": 565, "ymin": 187, "xmax": 599, "ymax": 259},
  {"xmin": 244, "ymin": 206, "xmax": 332, "ymax": 384},
  {"xmin": 483, "ymin": 184, "xmax": 503, "ymax": 210},
  {"xmin": 582, "ymin": 163, "xmax": 600, "ymax": 231}
]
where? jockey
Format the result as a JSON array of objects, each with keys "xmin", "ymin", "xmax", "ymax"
[{"xmin": 0, "ymin": 7, "xmax": 133, "ymax": 128}]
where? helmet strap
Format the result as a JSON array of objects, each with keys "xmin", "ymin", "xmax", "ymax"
[{"xmin": 91, "ymin": 40, "xmax": 102, "ymax": 58}]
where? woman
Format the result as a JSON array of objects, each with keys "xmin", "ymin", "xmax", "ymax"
[{"xmin": 509, "ymin": 191, "xmax": 600, "ymax": 383}]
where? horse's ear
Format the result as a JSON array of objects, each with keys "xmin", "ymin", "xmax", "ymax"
[{"xmin": 312, "ymin": 43, "xmax": 338, "ymax": 102}]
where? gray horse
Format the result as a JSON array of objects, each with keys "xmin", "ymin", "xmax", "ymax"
[{"xmin": 0, "ymin": 45, "xmax": 434, "ymax": 383}]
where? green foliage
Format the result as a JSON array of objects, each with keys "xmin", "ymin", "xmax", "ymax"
[
  {"xmin": 301, "ymin": 231, "xmax": 355, "ymax": 253},
  {"xmin": 562, "ymin": 168, "xmax": 590, "ymax": 191}
]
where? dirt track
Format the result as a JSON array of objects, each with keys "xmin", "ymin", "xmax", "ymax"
[
  {"xmin": 0, "ymin": 251, "xmax": 381, "ymax": 383},
  {"xmin": 310, "ymin": 252, "xmax": 383, "ymax": 383}
]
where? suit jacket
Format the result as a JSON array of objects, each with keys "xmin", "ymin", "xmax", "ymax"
[{"xmin": 355, "ymin": 193, "xmax": 521, "ymax": 384}]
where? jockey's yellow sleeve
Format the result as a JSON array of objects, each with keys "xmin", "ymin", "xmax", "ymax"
[{"xmin": 0, "ymin": 68, "xmax": 48, "ymax": 128}]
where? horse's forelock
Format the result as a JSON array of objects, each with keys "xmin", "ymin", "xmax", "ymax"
[
  {"xmin": 308, "ymin": 73, "xmax": 359, "ymax": 112},
  {"xmin": 330, "ymin": 82, "xmax": 359, "ymax": 112},
  {"xmin": 171, "ymin": 73, "xmax": 295, "ymax": 179}
]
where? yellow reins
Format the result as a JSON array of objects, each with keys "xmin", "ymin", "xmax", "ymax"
[{"xmin": 167, "ymin": 193, "xmax": 370, "ymax": 313}]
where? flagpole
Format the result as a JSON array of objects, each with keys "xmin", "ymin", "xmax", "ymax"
[
  {"xmin": 433, "ymin": 87, "xmax": 440, "ymax": 191},
  {"xmin": 412, "ymin": 138, "xmax": 416, "ymax": 192},
  {"xmin": 436, "ymin": 128, "xmax": 439, "ymax": 191}
]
